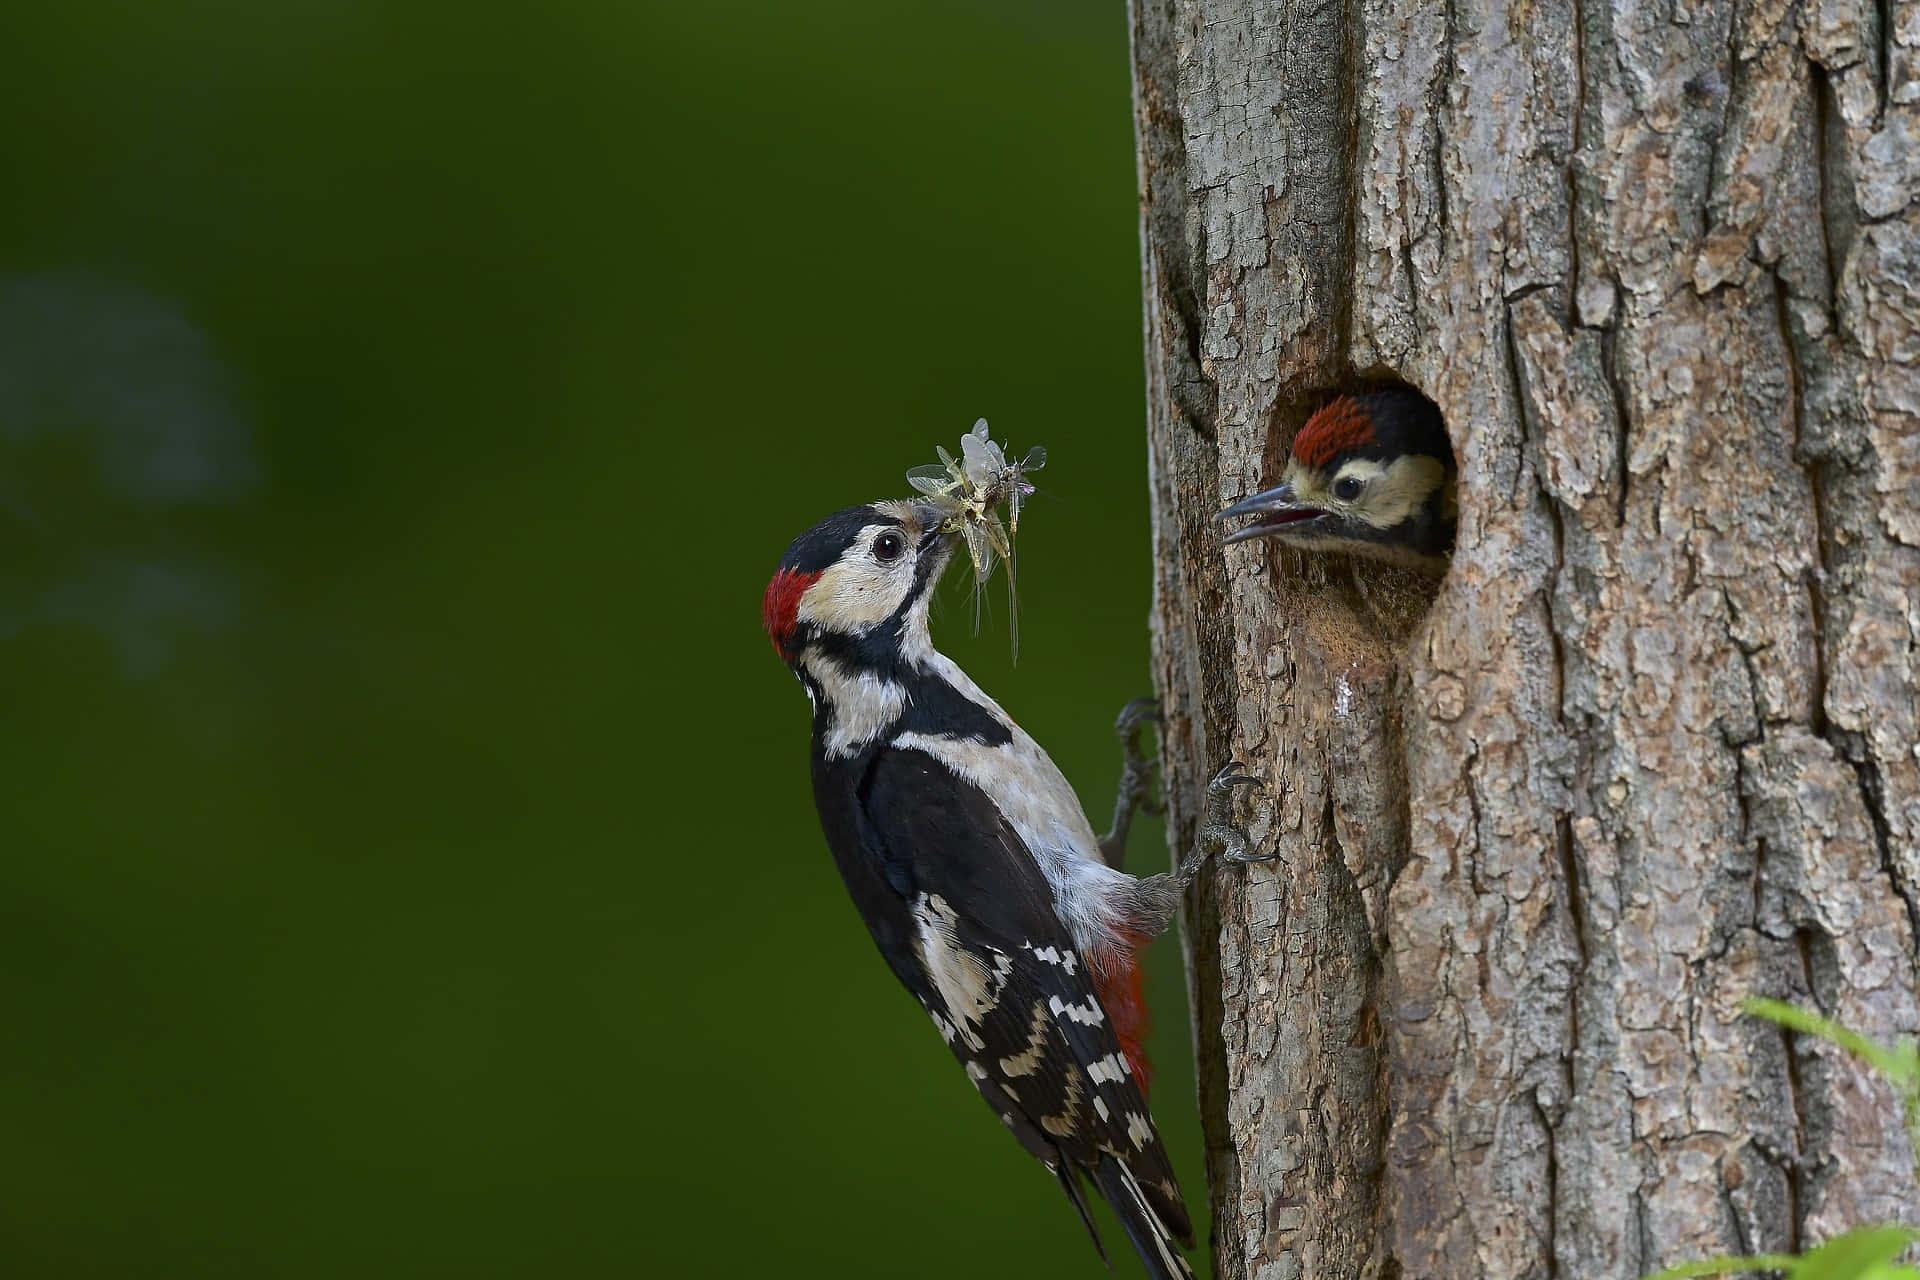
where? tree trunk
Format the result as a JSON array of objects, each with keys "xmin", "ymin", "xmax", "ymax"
[{"xmin": 1130, "ymin": 0, "xmax": 1920, "ymax": 1275}]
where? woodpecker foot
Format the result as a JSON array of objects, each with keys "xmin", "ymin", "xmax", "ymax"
[
  {"xmin": 1098, "ymin": 697, "xmax": 1165, "ymax": 869},
  {"xmin": 1158, "ymin": 761, "xmax": 1268, "ymax": 894},
  {"xmin": 1199, "ymin": 761, "xmax": 1270, "ymax": 865},
  {"xmin": 1123, "ymin": 762, "xmax": 1269, "ymax": 937}
]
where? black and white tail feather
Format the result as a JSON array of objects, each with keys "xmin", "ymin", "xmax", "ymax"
[{"xmin": 1094, "ymin": 1156, "xmax": 1196, "ymax": 1280}]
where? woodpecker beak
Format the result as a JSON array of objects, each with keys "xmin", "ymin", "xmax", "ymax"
[
  {"xmin": 1217, "ymin": 484, "xmax": 1331, "ymax": 546},
  {"xmin": 909, "ymin": 503, "xmax": 964, "ymax": 592},
  {"xmin": 905, "ymin": 501, "xmax": 960, "ymax": 549}
]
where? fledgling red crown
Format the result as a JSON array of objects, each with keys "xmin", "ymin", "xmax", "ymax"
[{"xmin": 1289, "ymin": 396, "xmax": 1378, "ymax": 471}]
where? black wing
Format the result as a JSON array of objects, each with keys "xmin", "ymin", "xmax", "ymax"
[{"xmin": 812, "ymin": 741, "xmax": 1192, "ymax": 1272}]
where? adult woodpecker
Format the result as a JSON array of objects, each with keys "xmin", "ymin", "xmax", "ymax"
[
  {"xmin": 1217, "ymin": 385, "xmax": 1457, "ymax": 568},
  {"xmin": 764, "ymin": 499, "xmax": 1262, "ymax": 1280}
]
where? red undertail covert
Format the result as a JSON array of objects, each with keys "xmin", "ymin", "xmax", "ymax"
[{"xmin": 1093, "ymin": 935, "xmax": 1153, "ymax": 1094}]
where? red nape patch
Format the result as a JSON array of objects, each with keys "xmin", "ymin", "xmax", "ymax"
[
  {"xmin": 761, "ymin": 567, "xmax": 819, "ymax": 658},
  {"xmin": 1092, "ymin": 938, "xmax": 1154, "ymax": 1096},
  {"xmin": 1290, "ymin": 396, "xmax": 1377, "ymax": 470}
]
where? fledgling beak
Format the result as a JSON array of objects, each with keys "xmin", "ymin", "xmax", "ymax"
[{"xmin": 1218, "ymin": 484, "xmax": 1330, "ymax": 546}]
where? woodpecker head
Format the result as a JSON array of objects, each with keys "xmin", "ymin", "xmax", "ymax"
[
  {"xmin": 763, "ymin": 500, "xmax": 959, "ymax": 674},
  {"xmin": 1218, "ymin": 387, "xmax": 1457, "ymax": 569}
]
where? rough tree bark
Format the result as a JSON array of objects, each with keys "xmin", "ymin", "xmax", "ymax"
[{"xmin": 1130, "ymin": 0, "xmax": 1920, "ymax": 1275}]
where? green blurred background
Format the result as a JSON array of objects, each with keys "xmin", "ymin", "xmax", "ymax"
[{"xmin": 0, "ymin": 2, "xmax": 1201, "ymax": 1275}]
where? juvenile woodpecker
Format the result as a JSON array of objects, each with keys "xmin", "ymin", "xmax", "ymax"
[
  {"xmin": 764, "ymin": 500, "xmax": 1261, "ymax": 1280},
  {"xmin": 1218, "ymin": 386, "xmax": 1457, "ymax": 568}
]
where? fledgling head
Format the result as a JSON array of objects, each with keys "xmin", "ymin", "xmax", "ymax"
[
  {"xmin": 1218, "ymin": 387, "xmax": 1457, "ymax": 569},
  {"xmin": 763, "ymin": 500, "xmax": 958, "ymax": 672}
]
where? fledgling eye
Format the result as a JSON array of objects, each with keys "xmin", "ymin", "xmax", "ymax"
[
  {"xmin": 872, "ymin": 531, "xmax": 906, "ymax": 562},
  {"xmin": 1333, "ymin": 475, "xmax": 1364, "ymax": 502}
]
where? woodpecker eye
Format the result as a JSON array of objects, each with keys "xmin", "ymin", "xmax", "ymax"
[
  {"xmin": 872, "ymin": 531, "xmax": 906, "ymax": 562},
  {"xmin": 1333, "ymin": 475, "xmax": 1364, "ymax": 502}
]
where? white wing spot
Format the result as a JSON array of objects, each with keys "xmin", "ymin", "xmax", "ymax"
[
  {"xmin": 1023, "ymin": 942, "xmax": 1082, "ymax": 977},
  {"xmin": 921, "ymin": 1002, "xmax": 960, "ymax": 1045},
  {"xmin": 1048, "ymin": 993, "xmax": 1105, "ymax": 1027},
  {"xmin": 1126, "ymin": 1111, "xmax": 1153, "ymax": 1150}
]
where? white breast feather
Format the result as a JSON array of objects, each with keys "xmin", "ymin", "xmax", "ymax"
[{"xmin": 893, "ymin": 650, "xmax": 1130, "ymax": 955}]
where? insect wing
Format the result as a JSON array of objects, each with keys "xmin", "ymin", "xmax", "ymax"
[
  {"xmin": 907, "ymin": 464, "xmax": 959, "ymax": 496},
  {"xmin": 978, "ymin": 510, "xmax": 1012, "ymax": 566},
  {"xmin": 961, "ymin": 520, "xmax": 995, "ymax": 586},
  {"xmin": 960, "ymin": 429, "xmax": 1006, "ymax": 490}
]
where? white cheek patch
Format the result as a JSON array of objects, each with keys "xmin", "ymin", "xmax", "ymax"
[
  {"xmin": 1290, "ymin": 457, "xmax": 1388, "ymax": 512},
  {"xmin": 1365, "ymin": 454, "xmax": 1447, "ymax": 527},
  {"xmin": 1329, "ymin": 454, "xmax": 1446, "ymax": 529},
  {"xmin": 797, "ymin": 526, "xmax": 913, "ymax": 634}
]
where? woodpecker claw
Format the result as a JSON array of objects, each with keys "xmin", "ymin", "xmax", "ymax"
[
  {"xmin": 1202, "ymin": 761, "xmax": 1273, "ymax": 865},
  {"xmin": 1113, "ymin": 696, "xmax": 1161, "ymax": 738},
  {"xmin": 1219, "ymin": 844, "xmax": 1276, "ymax": 864},
  {"xmin": 1205, "ymin": 761, "xmax": 1259, "ymax": 792}
]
